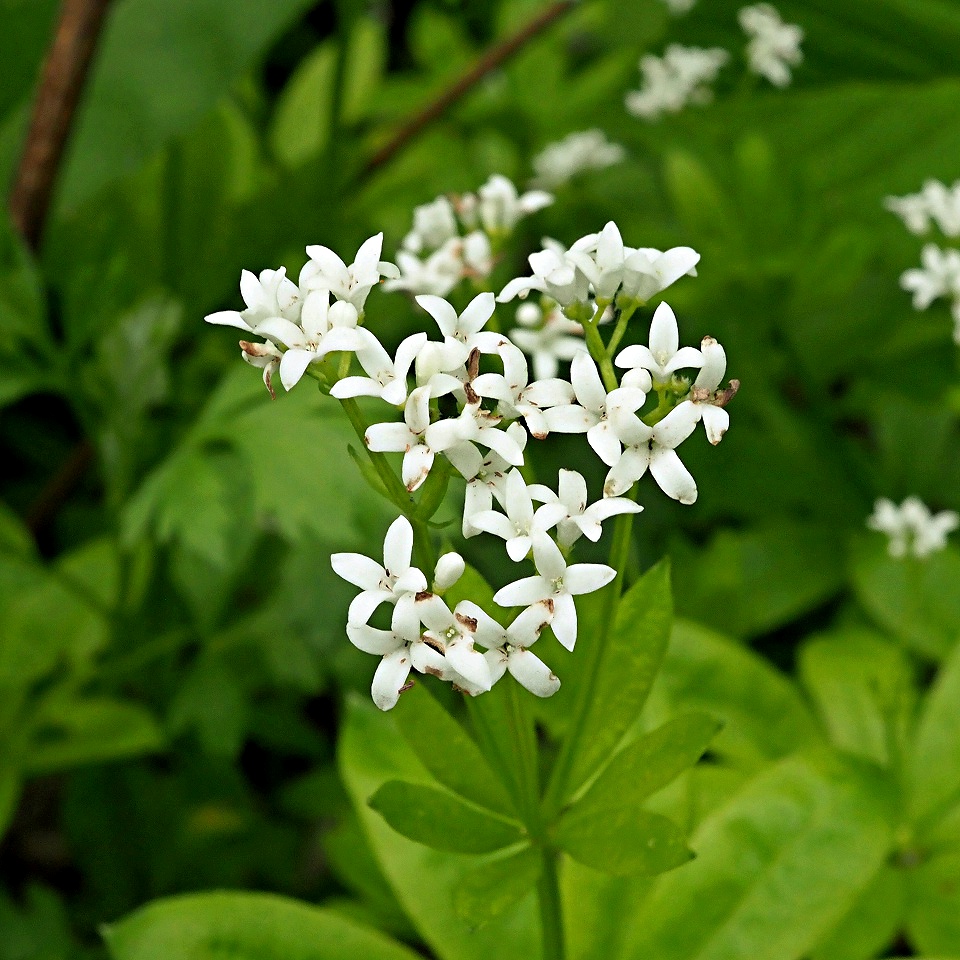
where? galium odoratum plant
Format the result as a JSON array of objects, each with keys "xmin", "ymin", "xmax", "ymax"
[{"xmin": 206, "ymin": 205, "xmax": 738, "ymax": 958}]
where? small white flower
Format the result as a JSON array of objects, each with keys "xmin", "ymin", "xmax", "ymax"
[
  {"xmin": 386, "ymin": 245, "xmax": 466, "ymax": 298},
  {"xmin": 330, "ymin": 331, "xmax": 427, "ymax": 406},
  {"xmin": 416, "ymin": 593, "xmax": 493, "ymax": 692},
  {"xmin": 900, "ymin": 244, "xmax": 960, "ymax": 338},
  {"xmin": 458, "ymin": 600, "xmax": 560, "ymax": 698},
  {"xmin": 625, "ymin": 45, "xmax": 729, "ymax": 122},
  {"xmin": 347, "ymin": 595, "xmax": 447, "ymax": 711},
  {"xmin": 205, "ymin": 267, "xmax": 302, "ymax": 333},
  {"xmin": 469, "ymin": 469, "xmax": 567, "ymax": 563},
  {"xmin": 603, "ymin": 400, "xmax": 700, "ymax": 503},
  {"xmin": 427, "ymin": 395, "xmax": 525, "ymax": 468},
  {"xmin": 566, "ymin": 221, "xmax": 628, "ymax": 300},
  {"xmin": 660, "ymin": 0, "xmax": 697, "ymax": 13},
  {"xmin": 615, "ymin": 302, "xmax": 704, "ymax": 386},
  {"xmin": 238, "ymin": 339, "xmax": 282, "ymax": 398},
  {"xmin": 416, "ymin": 291, "xmax": 506, "ymax": 357},
  {"xmin": 331, "ymin": 515, "xmax": 428, "ymax": 626},
  {"xmin": 545, "ymin": 352, "xmax": 648, "ymax": 467},
  {"xmin": 508, "ymin": 302, "xmax": 585, "ymax": 380},
  {"xmin": 471, "ymin": 341, "xmax": 574, "ymax": 438},
  {"xmin": 498, "ymin": 240, "xmax": 592, "ymax": 308},
  {"xmin": 365, "ymin": 385, "xmax": 442, "ymax": 492},
  {"xmin": 739, "ymin": 4, "xmax": 803, "ymax": 88},
  {"xmin": 528, "ymin": 469, "xmax": 643, "ymax": 548},
  {"xmin": 493, "ymin": 537, "xmax": 615, "ymax": 650},
  {"xmin": 689, "ymin": 336, "xmax": 732, "ymax": 445},
  {"xmin": 868, "ymin": 497, "xmax": 959, "ymax": 559},
  {"xmin": 402, "ymin": 197, "xmax": 459, "ymax": 253},
  {"xmin": 476, "ymin": 174, "xmax": 553, "ymax": 235},
  {"xmin": 299, "ymin": 233, "xmax": 400, "ymax": 312},
  {"xmin": 620, "ymin": 244, "xmax": 701, "ymax": 303},
  {"xmin": 886, "ymin": 180, "xmax": 960, "ymax": 238},
  {"xmin": 530, "ymin": 130, "xmax": 626, "ymax": 190}
]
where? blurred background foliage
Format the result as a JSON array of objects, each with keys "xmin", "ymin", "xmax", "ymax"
[{"xmin": 3, "ymin": 0, "xmax": 960, "ymax": 957}]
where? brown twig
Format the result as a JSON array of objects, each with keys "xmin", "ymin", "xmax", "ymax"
[
  {"xmin": 362, "ymin": 0, "xmax": 577, "ymax": 178},
  {"xmin": 9, "ymin": 0, "xmax": 113, "ymax": 251}
]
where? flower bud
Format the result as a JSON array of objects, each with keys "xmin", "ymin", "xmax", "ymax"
[{"xmin": 434, "ymin": 552, "xmax": 465, "ymax": 591}]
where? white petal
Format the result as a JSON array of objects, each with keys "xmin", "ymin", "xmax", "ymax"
[
  {"xmin": 570, "ymin": 352, "xmax": 607, "ymax": 413},
  {"xmin": 456, "ymin": 601, "xmax": 506, "ymax": 649},
  {"xmin": 662, "ymin": 346, "xmax": 705, "ymax": 375},
  {"xmin": 383, "ymin": 516, "xmax": 414, "ymax": 575},
  {"xmin": 494, "ymin": 576, "xmax": 550, "ymax": 608},
  {"xmin": 445, "ymin": 639, "xmax": 493, "ymax": 691},
  {"xmin": 458, "ymin": 292, "xmax": 496, "ymax": 336},
  {"xmin": 694, "ymin": 337, "xmax": 726, "ymax": 391},
  {"xmin": 587, "ymin": 421, "xmax": 624, "ymax": 468},
  {"xmin": 533, "ymin": 536, "xmax": 567, "ymax": 580},
  {"xmin": 371, "ymin": 648, "xmax": 413, "ymax": 711},
  {"xmin": 347, "ymin": 623, "xmax": 402, "ymax": 656},
  {"xmin": 558, "ymin": 469, "xmax": 588, "ymax": 512},
  {"xmin": 416, "ymin": 294, "xmax": 460, "ymax": 337},
  {"xmin": 654, "ymin": 400, "xmax": 700, "ymax": 449},
  {"xmin": 258, "ymin": 317, "xmax": 308, "ymax": 349},
  {"xmin": 348, "ymin": 589, "xmax": 393, "ymax": 627},
  {"xmin": 508, "ymin": 649, "xmax": 560, "ymax": 697},
  {"xmin": 331, "ymin": 553, "xmax": 385, "ymax": 590},
  {"xmin": 434, "ymin": 552, "xmax": 465, "ymax": 590},
  {"xmin": 470, "ymin": 510, "xmax": 517, "ymax": 542},
  {"xmin": 700, "ymin": 404, "xmax": 730, "ymax": 445},
  {"xmin": 615, "ymin": 344, "xmax": 659, "ymax": 373},
  {"xmin": 524, "ymin": 379, "xmax": 575, "ymax": 408},
  {"xmin": 507, "ymin": 534, "xmax": 532, "ymax": 562},
  {"xmin": 416, "ymin": 592, "xmax": 455, "ymax": 633},
  {"xmin": 507, "ymin": 600, "xmax": 555, "ymax": 647},
  {"xmin": 478, "ymin": 427, "xmax": 525, "ymax": 466},
  {"xmin": 551, "ymin": 592, "xmax": 578, "ymax": 651},
  {"xmin": 402, "ymin": 444, "xmax": 435, "ymax": 491},
  {"xmin": 204, "ymin": 310, "xmax": 250, "ymax": 330},
  {"xmin": 648, "ymin": 302, "xmax": 679, "ymax": 359},
  {"xmin": 330, "ymin": 376, "xmax": 382, "ymax": 400},
  {"xmin": 565, "ymin": 563, "xmax": 616, "ymax": 595},
  {"xmin": 365, "ymin": 422, "xmax": 415, "ymax": 452},
  {"xmin": 649, "ymin": 448, "xmax": 698, "ymax": 504},
  {"xmin": 604, "ymin": 447, "xmax": 650, "ymax": 497},
  {"xmin": 544, "ymin": 405, "xmax": 597, "ymax": 434}
]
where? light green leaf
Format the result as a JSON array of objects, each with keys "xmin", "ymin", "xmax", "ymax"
[
  {"xmin": 563, "ymin": 559, "xmax": 673, "ymax": 802},
  {"xmin": 646, "ymin": 620, "xmax": 821, "ymax": 770},
  {"xmin": 368, "ymin": 781, "xmax": 524, "ymax": 854},
  {"xmin": 620, "ymin": 755, "xmax": 894, "ymax": 960},
  {"xmin": 852, "ymin": 539, "xmax": 960, "ymax": 660},
  {"xmin": 798, "ymin": 628, "xmax": 916, "ymax": 766},
  {"xmin": 26, "ymin": 698, "xmax": 164, "ymax": 774},
  {"xmin": 908, "ymin": 642, "xmax": 960, "ymax": 825},
  {"xmin": 104, "ymin": 891, "xmax": 422, "ymax": 960},
  {"xmin": 270, "ymin": 42, "xmax": 336, "ymax": 168},
  {"xmin": 453, "ymin": 846, "xmax": 540, "ymax": 927},
  {"xmin": 0, "ymin": 500, "xmax": 34, "ymax": 558},
  {"xmin": 907, "ymin": 849, "xmax": 960, "ymax": 955},
  {"xmin": 392, "ymin": 685, "xmax": 515, "ymax": 817}
]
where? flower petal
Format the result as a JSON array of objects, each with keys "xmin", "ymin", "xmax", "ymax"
[
  {"xmin": 649, "ymin": 448, "xmax": 698, "ymax": 504},
  {"xmin": 508, "ymin": 649, "xmax": 560, "ymax": 697},
  {"xmin": 371, "ymin": 648, "xmax": 413, "ymax": 711}
]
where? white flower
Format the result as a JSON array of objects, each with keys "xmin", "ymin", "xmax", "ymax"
[
  {"xmin": 365, "ymin": 385, "xmax": 447, "ymax": 492},
  {"xmin": 299, "ymin": 233, "xmax": 400, "ymax": 312},
  {"xmin": 615, "ymin": 301, "xmax": 704, "ymax": 386},
  {"xmin": 528, "ymin": 469, "xmax": 643, "ymax": 548},
  {"xmin": 347, "ymin": 595, "xmax": 447, "ymax": 711},
  {"xmin": 603, "ymin": 400, "xmax": 700, "ymax": 503},
  {"xmin": 444, "ymin": 423, "xmax": 528, "ymax": 537},
  {"xmin": 739, "ymin": 4, "xmax": 803, "ymax": 88},
  {"xmin": 900, "ymin": 245, "xmax": 960, "ymax": 327},
  {"xmin": 330, "ymin": 331, "xmax": 426, "ymax": 406},
  {"xmin": 471, "ymin": 341, "xmax": 574, "ymax": 438},
  {"xmin": 530, "ymin": 130, "xmax": 626, "ymax": 190},
  {"xmin": 620, "ymin": 245, "xmax": 701, "ymax": 303},
  {"xmin": 659, "ymin": 0, "xmax": 697, "ymax": 13},
  {"xmin": 545, "ymin": 352, "xmax": 648, "ymax": 467},
  {"xmin": 493, "ymin": 537, "xmax": 615, "ymax": 650},
  {"xmin": 331, "ymin": 515, "xmax": 428, "ymax": 626},
  {"xmin": 625, "ymin": 44, "xmax": 729, "ymax": 122},
  {"xmin": 238, "ymin": 340, "xmax": 282, "ymax": 398},
  {"xmin": 427, "ymin": 394, "xmax": 526, "ymax": 468},
  {"xmin": 204, "ymin": 268, "xmax": 302, "ymax": 333},
  {"xmin": 416, "ymin": 593, "xmax": 493, "ymax": 693},
  {"xmin": 416, "ymin": 291, "xmax": 506, "ymax": 357},
  {"xmin": 868, "ymin": 497, "xmax": 959, "ymax": 559},
  {"xmin": 458, "ymin": 600, "xmax": 560, "ymax": 698},
  {"xmin": 387, "ymin": 232, "xmax": 494, "ymax": 298},
  {"xmin": 885, "ymin": 180, "xmax": 960, "ymax": 238},
  {"xmin": 434, "ymin": 552, "xmax": 465, "ymax": 590},
  {"xmin": 498, "ymin": 240, "xmax": 592, "ymax": 308},
  {"xmin": 566, "ymin": 221, "xmax": 628, "ymax": 300},
  {"xmin": 402, "ymin": 197, "xmax": 459, "ymax": 253},
  {"xmin": 469, "ymin": 469, "xmax": 567, "ymax": 563},
  {"xmin": 255, "ymin": 292, "xmax": 366, "ymax": 391},
  {"xmin": 508, "ymin": 302, "xmax": 585, "ymax": 380},
  {"xmin": 475, "ymin": 174, "xmax": 553, "ymax": 234},
  {"xmin": 689, "ymin": 336, "xmax": 732, "ymax": 445}
]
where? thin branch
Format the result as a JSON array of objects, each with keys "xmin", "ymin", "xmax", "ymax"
[
  {"xmin": 9, "ymin": 0, "xmax": 114, "ymax": 251},
  {"xmin": 362, "ymin": 0, "xmax": 577, "ymax": 178}
]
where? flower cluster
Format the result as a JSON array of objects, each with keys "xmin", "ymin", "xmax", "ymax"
[
  {"xmin": 207, "ymin": 217, "xmax": 736, "ymax": 710},
  {"xmin": 887, "ymin": 179, "xmax": 960, "ymax": 340},
  {"xmin": 659, "ymin": 0, "xmax": 697, "ymax": 15},
  {"xmin": 385, "ymin": 175, "xmax": 553, "ymax": 298},
  {"xmin": 626, "ymin": 5, "xmax": 803, "ymax": 122},
  {"xmin": 867, "ymin": 497, "xmax": 959, "ymax": 559},
  {"xmin": 529, "ymin": 130, "xmax": 626, "ymax": 190}
]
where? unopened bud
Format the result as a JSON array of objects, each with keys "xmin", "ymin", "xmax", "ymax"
[{"xmin": 434, "ymin": 553, "xmax": 465, "ymax": 591}]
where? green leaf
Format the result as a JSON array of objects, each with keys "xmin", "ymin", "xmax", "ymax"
[
  {"xmin": 339, "ymin": 697, "xmax": 537, "ymax": 960},
  {"xmin": 0, "ymin": 500, "xmax": 34, "ymax": 558},
  {"xmin": 908, "ymin": 642, "xmax": 960, "ymax": 825},
  {"xmin": 392, "ymin": 685, "xmax": 515, "ymax": 817},
  {"xmin": 852, "ymin": 538, "xmax": 960, "ymax": 660},
  {"xmin": 270, "ymin": 42, "xmax": 336, "ymax": 168},
  {"xmin": 0, "ymin": 763, "xmax": 21, "ymax": 841},
  {"xmin": 556, "ymin": 805, "xmax": 692, "ymax": 878},
  {"xmin": 453, "ymin": 846, "xmax": 541, "ymax": 927},
  {"xmin": 58, "ymin": 0, "xmax": 315, "ymax": 210},
  {"xmin": 646, "ymin": 620, "xmax": 821, "ymax": 770},
  {"xmin": 620, "ymin": 755, "xmax": 894, "ymax": 960},
  {"xmin": 168, "ymin": 657, "xmax": 249, "ymax": 758},
  {"xmin": 906, "ymin": 849, "xmax": 960, "ymax": 955},
  {"xmin": 368, "ymin": 781, "xmax": 524, "ymax": 854},
  {"xmin": 798, "ymin": 628, "xmax": 916, "ymax": 766},
  {"xmin": 564, "ymin": 559, "xmax": 673, "ymax": 800},
  {"xmin": 26, "ymin": 698, "xmax": 164, "ymax": 774},
  {"xmin": 104, "ymin": 891, "xmax": 422, "ymax": 960}
]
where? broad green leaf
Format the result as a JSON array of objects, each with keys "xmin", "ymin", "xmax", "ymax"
[
  {"xmin": 798, "ymin": 628, "xmax": 916, "ymax": 766},
  {"xmin": 0, "ymin": 500, "xmax": 33, "ymax": 558},
  {"xmin": 168, "ymin": 657, "xmax": 249, "ymax": 758},
  {"xmin": 906, "ymin": 849, "xmax": 960, "ymax": 955},
  {"xmin": 453, "ymin": 846, "xmax": 540, "ymax": 927},
  {"xmin": 646, "ymin": 620, "xmax": 821, "ymax": 769},
  {"xmin": 58, "ymin": 0, "xmax": 315, "ymax": 210},
  {"xmin": 556, "ymin": 805, "xmax": 692, "ymax": 878},
  {"xmin": 620, "ymin": 755, "xmax": 894, "ymax": 960},
  {"xmin": 368, "ymin": 781, "xmax": 524, "ymax": 854},
  {"xmin": 340, "ymin": 697, "xmax": 537, "ymax": 960},
  {"xmin": 104, "ymin": 891, "xmax": 422, "ymax": 960},
  {"xmin": 26, "ymin": 698, "xmax": 164, "ymax": 774},
  {"xmin": 270, "ymin": 42, "xmax": 336, "ymax": 168},
  {"xmin": 908, "ymin": 642, "xmax": 960, "ymax": 825},
  {"xmin": 812, "ymin": 865, "xmax": 905, "ymax": 960},
  {"xmin": 563, "ymin": 560, "xmax": 673, "ymax": 800},
  {"xmin": 0, "ymin": 884, "xmax": 74, "ymax": 960},
  {"xmin": 392, "ymin": 685, "xmax": 515, "ymax": 817},
  {"xmin": 852, "ymin": 539, "xmax": 960, "ymax": 660}
]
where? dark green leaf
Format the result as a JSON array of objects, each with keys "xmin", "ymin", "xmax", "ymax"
[{"xmin": 453, "ymin": 845, "xmax": 540, "ymax": 927}]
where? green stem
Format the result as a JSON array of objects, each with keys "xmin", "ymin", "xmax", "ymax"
[
  {"xmin": 537, "ymin": 848, "xmax": 565, "ymax": 960},
  {"xmin": 504, "ymin": 680, "xmax": 542, "ymax": 832},
  {"xmin": 543, "ymin": 502, "xmax": 637, "ymax": 816},
  {"xmin": 605, "ymin": 302, "xmax": 639, "ymax": 359},
  {"xmin": 582, "ymin": 318, "xmax": 618, "ymax": 393}
]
